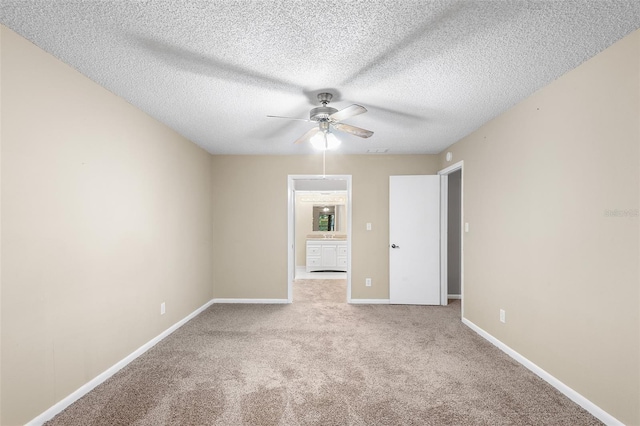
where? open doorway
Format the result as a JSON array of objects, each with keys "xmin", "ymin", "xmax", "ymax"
[
  {"xmin": 438, "ymin": 161, "xmax": 464, "ymax": 316},
  {"xmin": 294, "ymin": 191, "xmax": 348, "ymax": 280},
  {"xmin": 287, "ymin": 175, "xmax": 352, "ymax": 303},
  {"xmin": 446, "ymin": 169, "xmax": 462, "ymax": 299}
]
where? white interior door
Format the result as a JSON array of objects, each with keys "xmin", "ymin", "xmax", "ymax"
[{"xmin": 389, "ymin": 175, "xmax": 441, "ymax": 305}]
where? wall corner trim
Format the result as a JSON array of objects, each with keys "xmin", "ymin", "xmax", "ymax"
[
  {"xmin": 461, "ymin": 317, "xmax": 624, "ymax": 426},
  {"xmin": 26, "ymin": 299, "xmax": 216, "ymax": 426},
  {"xmin": 348, "ymin": 299, "xmax": 390, "ymax": 304}
]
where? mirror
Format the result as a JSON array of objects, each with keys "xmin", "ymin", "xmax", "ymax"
[
  {"xmin": 294, "ymin": 191, "xmax": 347, "ymax": 234},
  {"xmin": 311, "ymin": 205, "xmax": 346, "ymax": 232},
  {"xmin": 312, "ymin": 205, "xmax": 346, "ymax": 232},
  {"xmin": 313, "ymin": 205, "xmax": 336, "ymax": 231}
]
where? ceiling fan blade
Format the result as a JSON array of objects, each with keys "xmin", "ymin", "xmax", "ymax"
[
  {"xmin": 267, "ymin": 115, "xmax": 311, "ymax": 122},
  {"xmin": 329, "ymin": 104, "xmax": 367, "ymax": 123},
  {"xmin": 294, "ymin": 127, "xmax": 319, "ymax": 144},
  {"xmin": 332, "ymin": 123, "xmax": 374, "ymax": 138}
]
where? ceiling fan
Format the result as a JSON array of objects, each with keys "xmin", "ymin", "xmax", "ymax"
[{"xmin": 267, "ymin": 93, "xmax": 374, "ymax": 149}]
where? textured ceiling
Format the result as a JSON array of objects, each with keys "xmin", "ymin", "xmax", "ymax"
[{"xmin": 1, "ymin": 1, "xmax": 639, "ymax": 155}]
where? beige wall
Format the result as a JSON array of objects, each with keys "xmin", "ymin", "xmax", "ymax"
[
  {"xmin": 440, "ymin": 30, "xmax": 639, "ymax": 425},
  {"xmin": 1, "ymin": 26, "xmax": 213, "ymax": 425},
  {"xmin": 211, "ymin": 154, "xmax": 439, "ymax": 300},
  {"xmin": 295, "ymin": 194, "xmax": 313, "ymax": 267}
]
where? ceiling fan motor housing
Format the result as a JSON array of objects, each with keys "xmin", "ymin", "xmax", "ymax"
[{"xmin": 310, "ymin": 106, "xmax": 338, "ymax": 122}]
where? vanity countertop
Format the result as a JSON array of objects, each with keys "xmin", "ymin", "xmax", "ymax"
[{"xmin": 306, "ymin": 234, "xmax": 347, "ymax": 241}]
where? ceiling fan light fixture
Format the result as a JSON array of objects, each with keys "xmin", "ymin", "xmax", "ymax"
[
  {"xmin": 326, "ymin": 133, "xmax": 341, "ymax": 150},
  {"xmin": 310, "ymin": 131, "xmax": 341, "ymax": 151}
]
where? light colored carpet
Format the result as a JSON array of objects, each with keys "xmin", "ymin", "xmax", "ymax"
[{"xmin": 46, "ymin": 279, "xmax": 601, "ymax": 425}]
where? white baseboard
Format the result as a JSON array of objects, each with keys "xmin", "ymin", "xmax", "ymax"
[
  {"xmin": 447, "ymin": 294, "xmax": 461, "ymax": 300},
  {"xmin": 26, "ymin": 299, "xmax": 215, "ymax": 426},
  {"xmin": 348, "ymin": 298, "xmax": 390, "ymax": 304},
  {"xmin": 462, "ymin": 318, "xmax": 623, "ymax": 426},
  {"xmin": 212, "ymin": 298, "xmax": 289, "ymax": 304}
]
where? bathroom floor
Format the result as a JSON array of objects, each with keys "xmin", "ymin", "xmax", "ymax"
[{"xmin": 294, "ymin": 267, "xmax": 346, "ymax": 280}]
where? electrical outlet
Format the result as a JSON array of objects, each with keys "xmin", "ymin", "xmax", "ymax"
[
  {"xmin": 365, "ymin": 278, "xmax": 372, "ymax": 287},
  {"xmin": 499, "ymin": 309, "xmax": 506, "ymax": 323},
  {"xmin": 366, "ymin": 223, "xmax": 372, "ymax": 231},
  {"xmin": 161, "ymin": 302, "xmax": 166, "ymax": 315}
]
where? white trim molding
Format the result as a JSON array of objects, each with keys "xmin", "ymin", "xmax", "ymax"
[
  {"xmin": 437, "ymin": 160, "xmax": 465, "ymax": 318},
  {"xmin": 349, "ymin": 299, "xmax": 390, "ymax": 304},
  {"xmin": 447, "ymin": 294, "xmax": 462, "ymax": 300},
  {"xmin": 212, "ymin": 298, "xmax": 289, "ymax": 304},
  {"xmin": 462, "ymin": 318, "xmax": 624, "ymax": 426},
  {"xmin": 27, "ymin": 298, "xmax": 216, "ymax": 426},
  {"xmin": 438, "ymin": 160, "xmax": 464, "ymax": 176}
]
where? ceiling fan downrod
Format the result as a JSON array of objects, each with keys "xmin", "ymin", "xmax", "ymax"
[{"xmin": 317, "ymin": 92, "xmax": 333, "ymax": 106}]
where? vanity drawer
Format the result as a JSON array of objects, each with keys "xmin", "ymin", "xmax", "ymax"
[
  {"xmin": 337, "ymin": 246, "xmax": 347, "ymax": 256},
  {"xmin": 307, "ymin": 245, "xmax": 321, "ymax": 256},
  {"xmin": 307, "ymin": 256, "xmax": 322, "ymax": 267},
  {"xmin": 337, "ymin": 257, "xmax": 347, "ymax": 268}
]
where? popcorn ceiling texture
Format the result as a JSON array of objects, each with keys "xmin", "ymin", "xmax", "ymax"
[{"xmin": 1, "ymin": 1, "xmax": 639, "ymax": 154}]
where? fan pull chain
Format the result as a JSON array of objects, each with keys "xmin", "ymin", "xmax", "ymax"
[{"xmin": 322, "ymin": 148, "xmax": 326, "ymax": 178}]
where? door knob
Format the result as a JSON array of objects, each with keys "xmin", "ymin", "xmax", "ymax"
[{"xmin": 391, "ymin": 244, "xmax": 400, "ymax": 249}]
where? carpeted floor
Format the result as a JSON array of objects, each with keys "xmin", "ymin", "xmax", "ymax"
[{"xmin": 46, "ymin": 279, "xmax": 601, "ymax": 425}]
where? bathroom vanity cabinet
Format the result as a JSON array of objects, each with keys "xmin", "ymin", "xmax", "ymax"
[{"xmin": 306, "ymin": 240, "xmax": 347, "ymax": 272}]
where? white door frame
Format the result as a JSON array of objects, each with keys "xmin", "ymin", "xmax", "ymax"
[
  {"xmin": 287, "ymin": 175, "xmax": 353, "ymax": 303},
  {"xmin": 438, "ymin": 161, "xmax": 464, "ymax": 314}
]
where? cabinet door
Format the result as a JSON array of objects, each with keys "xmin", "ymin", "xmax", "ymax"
[{"xmin": 322, "ymin": 245, "xmax": 337, "ymax": 268}]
